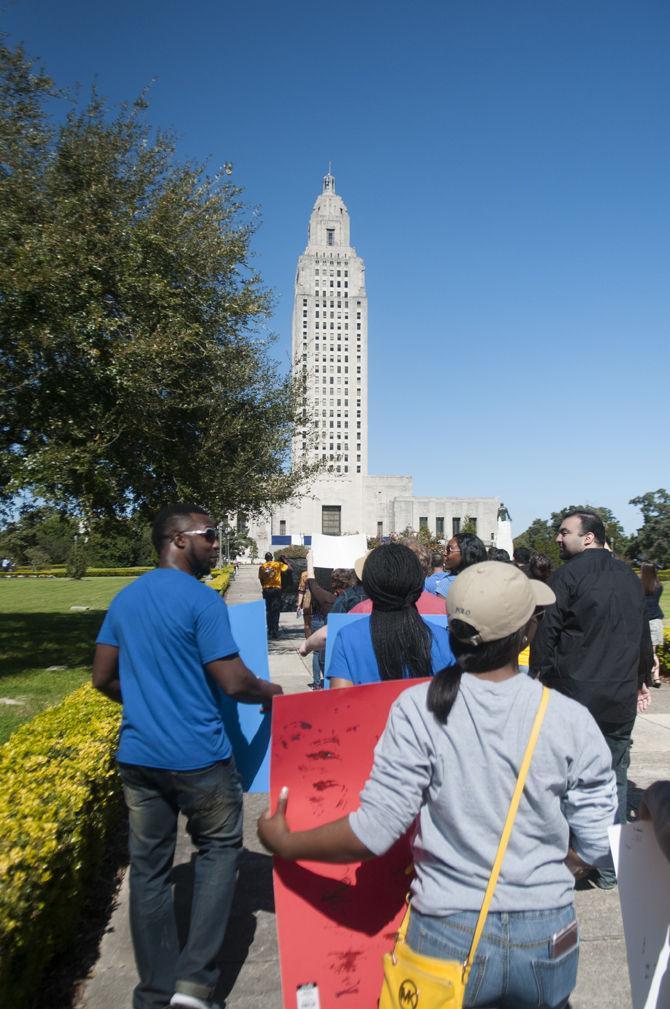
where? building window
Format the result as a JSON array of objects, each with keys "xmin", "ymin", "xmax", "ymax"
[
  {"xmin": 419, "ymin": 516, "xmax": 428, "ymax": 531},
  {"xmin": 322, "ymin": 505, "xmax": 341, "ymax": 535},
  {"xmin": 468, "ymin": 517, "xmax": 478, "ymax": 533},
  {"xmin": 377, "ymin": 521, "xmax": 383, "ymax": 538},
  {"xmin": 436, "ymin": 517, "xmax": 444, "ymax": 536},
  {"xmin": 326, "ymin": 229, "xmax": 334, "ymax": 245},
  {"xmin": 452, "ymin": 517, "xmax": 461, "ymax": 535},
  {"xmin": 279, "ymin": 520, "xmax": 286, "ymax": 536}
]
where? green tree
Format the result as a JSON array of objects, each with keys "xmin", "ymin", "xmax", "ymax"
[
  {"xmin": 0, "ymin": 506, "xmax": 77, "ymax": 565},
  {"xmin": 0, "ymin": 42, "xmax": 317, "ymax": 524},
  {"xmin": 513, "ymin": 518, "xmax": 561, "ymax": 567},
  {"xmin": 627, "ymin": 489, "xmax": 670, "ymax": 566}
]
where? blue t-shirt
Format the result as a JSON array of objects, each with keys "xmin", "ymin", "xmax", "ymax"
[
  {"xmin": 327, "ymin": 617, "xmax": 457, "ymax": 686},
  {"xmin": 96, "ymin": 568, "xmax": 239, "ymax": 769},
  {"xmin": 424, "ymin": 571, "xmax": 451, "ymax": 595},
  {"xmin": 435, "ymin": 573, "xmax": 457, "ymax": 599}
]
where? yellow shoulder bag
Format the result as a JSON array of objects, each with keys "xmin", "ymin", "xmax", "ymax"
[{"xmin": 379, "ymin": 686, "xmax": 550, "ymax": 1009}]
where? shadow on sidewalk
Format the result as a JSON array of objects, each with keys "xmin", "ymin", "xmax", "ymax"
[{"xmin": 172, "ymin": 848, "xmax": 275, "ymax": 1002}]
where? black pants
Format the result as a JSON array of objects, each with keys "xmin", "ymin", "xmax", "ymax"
[
  {"xmin": 262, "ymin": 588, "xmax": 282, "ymax": 637},
  {"xmin": 596, "ymin": 717, "xmax": 635, "ymax": 884}
]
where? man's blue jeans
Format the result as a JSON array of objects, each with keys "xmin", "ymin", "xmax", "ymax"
[
  {"xmin": 406, "ymin": 905, "xmax": 578, "ymax": 1009},
  {"xmin": 119, "ymin": 759, "xmax": 244, "ymax": 1009},
  {"xmin": 310, "ymin": 614, "xmax": 326, "ymax": 687}
]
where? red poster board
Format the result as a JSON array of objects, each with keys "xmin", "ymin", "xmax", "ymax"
[{"xmin": 270, "ymin": 680, "xmax": 429, "ymax": 1009}]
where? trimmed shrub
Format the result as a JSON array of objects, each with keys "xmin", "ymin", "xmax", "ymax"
[
  {"xmin": 658, "ymin": 627, "xmax": 670, "ymax": 678},
  {"xmin": 0, "ymin": 566, "xmax": 154, "ymax": 578},
  {"xmin": 0, "ymin": 685, "xmax": 123, "ymax": 1005},
  {"xmin": 206, "ymin": 565, "xmax": 233, "ymax": 595}
]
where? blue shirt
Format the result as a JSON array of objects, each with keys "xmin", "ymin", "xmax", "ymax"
[
  {"xmin": 327, "ymin": 617, "xmax": 457, "ymax": 686},
  {"xmin": 424, "ymin": 571, "xmax": 451, "ymax": 595},
  {"xmin": 435, "ymin": 573, "xmax": 457, "ymax": 599},
  {"xmin": 96, "ymin": 568, "xmax": 239, "ymax": 769}
]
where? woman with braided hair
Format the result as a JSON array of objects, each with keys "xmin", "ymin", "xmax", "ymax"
[{"xmin": 328, "ymin": 542, "xmax": 457, "ymax": 688}]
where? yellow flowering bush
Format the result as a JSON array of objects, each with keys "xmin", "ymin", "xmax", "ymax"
[
  {"xmin": 658, "ymin": 627, "xmax": 670, "ymax": 678},
  {"xmin": 0, "ymin": 685, "xmax": 122, "ymax": 1004}
]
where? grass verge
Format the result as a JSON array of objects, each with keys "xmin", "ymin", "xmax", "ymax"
[{"xmin": 0, "ymin": 577, "xmax": 133, "ymax": 745}]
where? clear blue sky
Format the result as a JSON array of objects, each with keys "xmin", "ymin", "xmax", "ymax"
[{"xmin": 4, "ymin": 0, "xmax": 669, "ymax": 534}]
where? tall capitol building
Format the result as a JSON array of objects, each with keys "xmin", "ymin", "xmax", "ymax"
[
  {"xmin": 249, "ymin": 172, "xmax": 503, "ymax": 554},
  {"xmin": 292, "ymin": 169, "xmax": 368, "ymax": 477}
]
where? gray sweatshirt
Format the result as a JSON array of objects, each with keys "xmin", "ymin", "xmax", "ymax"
[{"xmin": 349, "ymin": 674, "xmax": 617, "ymax": 915}]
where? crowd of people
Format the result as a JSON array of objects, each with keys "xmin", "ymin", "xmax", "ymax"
[{"xmin": 92, "ymin": 503, "xmax": 667, "ymax": 1009}]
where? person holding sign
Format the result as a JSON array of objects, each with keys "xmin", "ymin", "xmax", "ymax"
[
  {"xmin": 94, "ymin": 504, "xmax": 282, "ymax": 1009},
  {"xmin": 259, "ymin": 562, "xmax": 617, "ymax": 1009}
]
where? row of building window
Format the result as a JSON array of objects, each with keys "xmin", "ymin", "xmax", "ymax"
[{"xmin": 416, "ymin": 516, "xmax": 476, "ymax": 536}]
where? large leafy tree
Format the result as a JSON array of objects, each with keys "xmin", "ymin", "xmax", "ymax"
[
  {"xmin": 627, "ymin": 489, "xmax": 670, "ymax": 566},
  {"xmin": 0, "ymin": 42, "xmax": 316, "ymax": 523},
  {"xmin": 513, "ymin": 518, "xmax": 561, "ymax": 567}
]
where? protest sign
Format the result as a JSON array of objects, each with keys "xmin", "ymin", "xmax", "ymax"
[
  {"xmin": 270, "ymin": 679, "xmax": 429, "ymax": 1008},
  {"xmin": 323, "ymin": 612, "xmax": 449, "ymax": 684},
  {"xmin": 609, "ymin": 822, "xmax": 670, "ymax": 1009},
  {"xmin": 310, "ymin": 533, "xmax": 368, "ymax": 571},
  {"xmin": 217, "ymin": 599, "xmax": 271, "ymax": 792}
]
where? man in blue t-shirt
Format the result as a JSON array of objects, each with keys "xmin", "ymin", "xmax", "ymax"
[
  {"xmin": 93, "ymin": 503, "xmax": 282, "ymax": 1009},
  {"xmin": 424, "ymin": 551, "xmax": 452, "ymax": 596}
]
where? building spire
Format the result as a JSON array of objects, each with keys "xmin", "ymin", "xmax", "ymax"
[{"xmin": 323, "ymin": 163, "xmax": 335, "ymax": 193}]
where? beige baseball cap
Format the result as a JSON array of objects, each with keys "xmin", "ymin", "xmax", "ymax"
[
  {"xmin": 446, "ymin": 561, "xmax": 555, "ymax": 644},
  {"xmin": 354, "ymin": 550, "xmax": 372, "ymax": 581}
]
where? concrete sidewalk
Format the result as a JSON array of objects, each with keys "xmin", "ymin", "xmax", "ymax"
[{"xmin": 79, "ymin": 565, "xmax": 670, "ymax": 1008}]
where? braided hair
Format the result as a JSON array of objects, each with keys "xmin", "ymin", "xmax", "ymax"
[{"xmin": 362, "ymin": 543, "xmax": 433, "ymax": 681}]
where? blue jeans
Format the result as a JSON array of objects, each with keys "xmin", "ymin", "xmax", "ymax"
[
  {"xmin": 406, "ymin": 905, "xmax": 578, "ymax": 1009},
  {"xmin": 311, "ymin": 614, "xmax": 326, "ymax": 687},
  {"xmin": 119, "ymin": 759, "xmax": 244, "ymax": 1009}
]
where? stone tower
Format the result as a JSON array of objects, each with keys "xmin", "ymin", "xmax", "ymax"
[{"xmin": 291, "ymin": 170, "xmax": 368, "ymax": 477}]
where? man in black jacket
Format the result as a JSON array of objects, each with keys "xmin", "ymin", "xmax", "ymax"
[{"xmin": 533, "ymin": 509, "xmax": 653, "ymax": 887}]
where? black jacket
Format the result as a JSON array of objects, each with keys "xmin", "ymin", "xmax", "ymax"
[{"xmin": 532, "ymin": 548, "xmax": 653, "ymax": 726}]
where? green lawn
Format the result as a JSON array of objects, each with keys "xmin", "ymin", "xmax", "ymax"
[
  {"xmin": 662, "ymin": 583, "xmax": 670, "ymax": 627},
  {"xmin": 0, "ymin": 577, "xmax": 133, "ymax": 745}
]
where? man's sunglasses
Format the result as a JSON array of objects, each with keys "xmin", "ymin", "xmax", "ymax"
[{"xmin": 178, "ymin": 527, "xmax": 219, "ymax": 544}]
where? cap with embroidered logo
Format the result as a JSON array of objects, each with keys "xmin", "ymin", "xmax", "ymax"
[{"xmin": 446, "ymin": 561, "xmax": 555, "ymax": 644}]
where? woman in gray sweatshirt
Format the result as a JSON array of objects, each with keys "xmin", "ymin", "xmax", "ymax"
[{"xmin": 259, "ymin": 562, "xmax": 617, "ymax": 1009}]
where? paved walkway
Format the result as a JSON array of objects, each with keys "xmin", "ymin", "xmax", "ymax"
[{"xmin": 79, "ymin": 564, "xmax": 670, "ymax": 1009}]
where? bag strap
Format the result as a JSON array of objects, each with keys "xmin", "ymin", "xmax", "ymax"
[{"xmin": 462, "ymin": 686, "xmax": 550, "ymax": 980}]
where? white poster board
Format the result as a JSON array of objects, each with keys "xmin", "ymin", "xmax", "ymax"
[
  {"xmin": 609, "ymin": 821, "xmax": 670, "ymax": 1009},
  {"xmin": 310, "ymin": 532, "xmax": 368, "ymax": 571}
]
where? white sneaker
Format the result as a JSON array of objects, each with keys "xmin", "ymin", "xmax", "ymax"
[{"xmin": 170, "ymin": 995, "xmax": 222, "ymax": 1009}]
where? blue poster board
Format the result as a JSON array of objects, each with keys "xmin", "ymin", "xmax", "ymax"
[
  {"xmin": 323, "ymin": 612, "xmax": 449, "ymax": 687},
  {"xmin": 217, "ymin": 599, "xmax": 271, "ymax": 792}
]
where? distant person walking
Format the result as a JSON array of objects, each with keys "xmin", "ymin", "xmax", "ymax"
[
  {"xmin": 258, "ymin": 551, "xmax": 293, "ymax": 639},
  {"xmin": 92, "ymin": 503, "xmax": 282, "ymax": 1009},
  {"xmin": 640, "ymin": 562, "xmax": 664, "ymax": 688},
  {"xmin": 424, "ymin": 551, "xmax": 451, "ymax": 595},
  {"xmin": 533, "ymin": 509, "xmax": 653, "ymax": 887}
]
